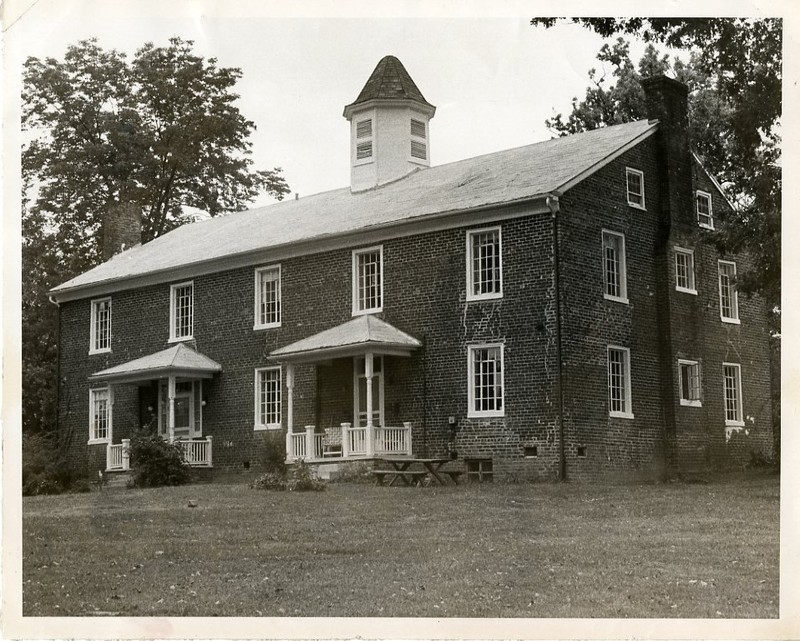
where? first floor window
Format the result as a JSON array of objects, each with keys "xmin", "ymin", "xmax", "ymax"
[
  {"xmin": 602, "ymin": 230, "xmax": 628, "ymax": 302},
  {"xmin": 626, "ymin": 167, "xmax": 645, "ymax": 209},
  {"xmin": 170, "ymin": 281, "xmax": 194, "ymax": 340},
  {"xmin": 718, "ymin": 260, "xmax": 739, "ymax": 323},
  {"xmin": 89, "ymin": 387, "xmax": 111, "ymax": 442},
  {"xmin": 723, "ymin": 363, "xmax": 744, "ymax": 426},
  {"xmin": 467, "ymin": 227, "xmax": 502, "ymax": 300},
  {"xmin": 353, "ymin": 246, "xmax": 383, "ymax": 314},
  {"xmin": 255, "ymin": 265, "xmax": 281, "ymax": 328},
  {"xmin": 608, "ymin": 346, "xmax": 633, "ymax": 418},
  {"xmin": 90, "ymin": 297, "xmax": 112, "ymax": 353},
  {"xmin": 468, "ymin": 344, "xmax": 504, "ymax": 417},
  {"xmin": 674, "ymin": 247, "xmax": 696, "ymax": 294},
  {"xmin": 696, "ymin": 191, "xmax": 714, "ymax": 229},
  {"xmin": 678, "ymin": 360, "xmax": 702, "ymax": 406},
  {"xmin": 255, "ymin": 367, "xmax": 282, "ymax": 429}
]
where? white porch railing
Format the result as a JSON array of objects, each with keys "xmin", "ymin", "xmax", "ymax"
[
  {"xmin": 286, "ymin": 422, "xmax": 413, "ymax": 461},
  {"xmin": 106, "ymin": 439, "xmax": 130, "ymax": 471},
  {"xmin": 178, "ymin": 436, "xmax": 213, "ymax": 467}
]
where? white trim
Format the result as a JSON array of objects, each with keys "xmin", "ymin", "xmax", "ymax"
[
  {"xmin": 88, "ymin": 385, "xmax": 112, "ymax": 444},
  {"xmin": 253, "ymin": 264, "xmax": 282, "ymax": 330},
  {"xmin": 466, "ymin": 226, "xmax": 503, "ymax": 302},
  {"xmin": 89, "ymin": 296, "xmax": 112, "ymax": 354},
  {"xmin": 254, "ymin": 366, "xmax": 282, "ymax": 431},
  {"xmin": 717, "ymin": 260, "xmax": 740, "ymax": 324},
  {"xmin": 353, "ymin": 355, "xmax": 385, "ymax": 427},
  {"xmin": 351, "ymin": 245, "xmax": 384, "ymax": 316},
  {"xmin": 467, "ymin": 343, "xmax": 505, "ymax": 419},
  {"xmin": 722, "ymin": 362, "xmax": 745, "ymax": 427},
  {"xmin": 607, "ymin": 345, "xmax": 633, "ymax": 419},
  {"xmin": 601, "ymin": 230, "xmax": 628, "ymax": 304},
  {"xmin": 696, "ymin": 190, "xmax": 715, "ymax": 230},
  {"xmin": 677, "ymin": 359, "xmax": 702, "ymax": 407},
  {"xmin": 625, "ymin": 167, "xmax": 646, "ymax": 210},
  {"xmin": 169, "ymin": 280, "xmax": 194, "ymax": 342},
  {"xmin": 353, "ymin": 110, "xmax": 376, "ymax": 167},
  {"xmin": 674, "ymin": 246, "xmax": 697, "ymax": 295}
]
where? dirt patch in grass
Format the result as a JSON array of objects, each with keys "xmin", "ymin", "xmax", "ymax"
[{"xmin": 22, "ymin": 477, "xmax": 779, "ymax": 617}]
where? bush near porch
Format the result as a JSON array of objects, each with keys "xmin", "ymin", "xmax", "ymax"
[{"xmin": 22, "ymin": 474, "xmax": 778, "ymax": 618}]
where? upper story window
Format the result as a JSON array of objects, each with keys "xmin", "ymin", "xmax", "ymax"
[
  {"xmin": 254, "ymin": 367, "xmax": 282, "ymax": 430},
  {"xmin": 410, "ymin": 118, "xmax": 427, "ymax": 160},
  {"xmin": 602, "ymin": 230, "xmax": 628, "ymax": 303},
  {"xmin": 696, "ymin": 191, "xmax": 714, "ymax": 229},
  {"xmin": 254, "ymin": 265, "xmax": 281, "ymax": 329},
  {"xmin": 723, "ymin": 363, "xmax": 744, "ymax": 426},
  {"xmin": 678, "ymin": 359, "xmax": 702, "ymax": 407},
  {"xmin": 718, "ymin": 260, "xmax": 739, "ymax": 324},
  {"xmin": 468, "ymin": 344, "xmax": 504, "ymax": 418},
  {"xmin": 626, "ymin": 167, "xmax": 645, "ymax": 209},
  {"xmin": 170, "ymin": 281, "xmax": 194, "ymax": 341},
  {"xmin": 90, "ymin": 297, "xmax": 112, "ymax": 354},
  {"xmin": 355, "ymin": 118, "xmax": 373, "ymax": 161},
  {"xmin": 88, "ymin": 386, "xmax": 111, "ymax": 443},
  {"xmin": 352, "ymin": 246, "xmax": 383, "ymax": 315},
  {"xmin": 607, "ymin": 346, "xmax": 633, "ymax": 418},
  {"xmin": 467, "ymin": 227, "xmax": 503, "ymax": 301},
  {"xmin": 674, "ymin": 247, "xmax": 697, "ymax": 294}
]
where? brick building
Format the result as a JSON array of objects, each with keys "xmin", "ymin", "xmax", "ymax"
[{"xmin": 50, "ymin": 56, "xmax": 773, "ymax": 482}]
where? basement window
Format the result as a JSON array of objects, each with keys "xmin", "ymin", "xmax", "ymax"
[
  {"xmin": 524, "ymin": 445, "xmax": 538, "ymax": 458},
  {"xmin": 577, "ymin": 446, "xmax": 587, "ymax": 458},
  {"xmin": 626, "ymin": 167, "xmax": 646, "ymax": 209},
  {"xmin": 465, "ymin": 458, "xmax": 493, "ymax": 483}
]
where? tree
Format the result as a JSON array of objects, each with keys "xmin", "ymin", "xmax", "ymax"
[
  {"xmin": 532, "ymin": 19, "xmax": 781, "ymax": 330},
  {"xmin": 22, "ymin": 37, "xmax": 291, "ymax": 436}
]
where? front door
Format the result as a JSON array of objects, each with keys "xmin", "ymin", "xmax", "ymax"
[
  {"xmin": 159, "ymin": 379, "xmax": 203, "ymax": 439},
  {"xmin": 354, "ymin": 356, "xmax": 384, "ymax": 427}
]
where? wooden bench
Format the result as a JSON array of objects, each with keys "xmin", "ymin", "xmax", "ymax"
[{"xmin": 372, "ymin": 469, "xmax": 429, "ymax": 486}]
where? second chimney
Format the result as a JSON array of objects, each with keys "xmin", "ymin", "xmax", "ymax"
[{"xmin": 103, "ymin": 202, "xmax": 142, "ymax": 261}]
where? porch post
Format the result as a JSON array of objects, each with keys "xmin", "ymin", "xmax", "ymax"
[
  {"xmin": 305, "ymin": 425, "xmax": 316, "ymax": 460},
  {"xmin": 121, "ymin": 438, "xmax": 131, "ymax": 471},
  {"xmin": 167, "ymin": 375, "xmax": 176, "ymax": 442},
  {"xmin": 285, "ymin": 364, "xmax": 295, "ymax": 461},
  {"xmin": 365, "ymin": 352, "xmax": 375, "ymax": 457}
]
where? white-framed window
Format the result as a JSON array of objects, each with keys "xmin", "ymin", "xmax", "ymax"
[
  {"xmin": 468, "ymin": 344, "xmax": 505, "ymax": 418},
  {"xmin": 169, "ymin": 281, "xmax": 194, "ymax": 341},
  {"xmin": 626, "ymin": 167, "xmax": 645, "ymax": 209},
  {"xmin": 254, "ymin": 367, "xmax": 282, "ymax": 430},
  {"xmin": 355, "ymin": 117, "xmax": 373, "ymax": 162},
  {"xmin": 607, "ymin": 346, "xmax": 633, "ymax": 418},
  {"xmin": 718, "ymin": 260, "xmax": 740, "ymax": 324},
  {"xmin": 254, "ymin": 265, "xmax": 281, "ymax": 329},
  {"xmin": 678, "ymin": 359, "xmax": 702, "ymax": 407},
  {"xmin": 674, "ymin": 247, "xmax": 697, "ymax": 294},
  {"xmin": 89, "ymin": 297, "xmax": 112, "ymax": 354},
  {"xmin": 696, "ymin": 191, "xmax": 714, "ymax": 229},
  {"xmin": 723, "ymin": 363, "xmax": 744, "ymax": 426},
  {"xmin": 467, "ymin": 227, "xmax": 503, "ymax": 301},
  {"xmin": 352, "ymin": 246, "xmax": 383, "ymax": 315},
  {"xmin": 410, "ymin": 118, "xmax": 427, "ymax": 160},
  {"xmin": 88, "ymin": 386, "xmax": 112, "ymax": 443},
  {"xmin": 602, "ymin": 230, "xmax": 628, "ymax": 303}
]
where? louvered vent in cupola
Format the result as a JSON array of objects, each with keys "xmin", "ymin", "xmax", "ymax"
[
  {"xmin": 410, "ymin": 118, "xmax": 427, "ymax": 160},
  {"xmin": 411, "ymin": 119, "xmax": 426, "ymax": 138},
  {"xmin": 410, "ymin": 140, "xmax": 427, "ymax": 160},
  {"xmin": 357, "ymin": 119, "xmax": 373, "ymax": 138},
  {"xmin": 357, "ymin": 142, "xmax": 373, "ymax": 160}
]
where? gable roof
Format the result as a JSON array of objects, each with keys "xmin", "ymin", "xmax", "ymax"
[
  {"xmin": 88, "ymin": 343, "xmax": 222, "ymax": 383},
  {"xmin": 50, "ymin": 119, "xmax": 657, "ymax": 301},
  {"xmin": 345, "ymin": 55, "xmax": 434, "ymax": 111}
]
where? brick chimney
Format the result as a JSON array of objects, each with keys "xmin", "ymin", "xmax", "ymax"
[
  {"xmin": 103, "ymin": 202, "xmax": 142, "ymax": 261},
  {"xmin": 640, "ymin": 75, "xmax": 693, "ymax": 228}
]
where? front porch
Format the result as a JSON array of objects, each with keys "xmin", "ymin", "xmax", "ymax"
[
  {"xmin": 286, "ymin": 421, "xmax": 413, "ymax": 462},
  {"xmin": 105, "ymin": 436, "xmax": 214, "ymax": 471}
]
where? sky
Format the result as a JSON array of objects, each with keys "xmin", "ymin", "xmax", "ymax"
[{"xmin": 5, "ymin": 0, "xmax": 693, "ymax": 209}]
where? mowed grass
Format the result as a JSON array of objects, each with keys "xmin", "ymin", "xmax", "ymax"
[{"xmin": 22, "ymin": 474, "xmax": 779, "ymax": 618}]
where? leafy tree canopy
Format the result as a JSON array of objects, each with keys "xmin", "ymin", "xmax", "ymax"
[{"xmin": 532, "ymin": 18, "xmax": 781, "ymax": 329}]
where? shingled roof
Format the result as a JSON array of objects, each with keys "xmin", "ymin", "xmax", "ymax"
[
  {"xmin": 345, "ymin": 55, "xmax": 434, "ymax": 110},
  {"xmin": 50, "ymin": 118, "xmax": 657, "ymax": 300},
  {"xmin": 88, "ymin": 343, "xmax": 222, "ymax": 383}
]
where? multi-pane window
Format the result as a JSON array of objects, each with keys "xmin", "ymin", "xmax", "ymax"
[
  {"xmin": 467, "ymin": 227, "xmax": 503, "ymax": 300},
  {"xmin": 254, "ymin": 265, "xmax": 281, "ymax": 329},
  {"xmin": 626, "ymin": 168, "xmax": 645, "ymax": 209},
  {"xmin": 723, "ymin": 363, "xmax": 744, "ymax": 426},
  {"xmin": 254, "ymin": 367, "xmax": 282, "ymax": 430},
  {"xmin": 89, "ymin": 387, "xmax": 111, "ymax": 442},
  {"xmin": 355, "ymin": 118, "xmax": 373, "ymax": 161},
  {"xmin": 608, "ymin": 346, "xmax": 633, "ymax": 418},
  {"xmin": 696, "ymin": 191, "xmax": 714, "ymax": 229},
  {"xmin": 468, "ymin": 344, "xmax": 504, "ymax": 417},
  {"xmin": 718, "ymin": 260, "xmax": 739, "ymax": 323},
  {"xmin": 170, "ymin": 282, "xmax": 194, "ymax": 340},
  {"xmin": 410, "ymin": 118, "xmax": 427, "ymax": 160},
  {"xmin": 674, "ymin": 247, "xmax": 697, "ymax": 294},
  {"xmin": 602, "ymin": 230, "xmax": 628, "ymax": 302},
  {"xmin": 90, "ymin": 297, "xmax": 112, "ymax": 353},
  {"xmin": 352, "ymin": 246, "xmax": 383, "ymax": 314},
  {"xmin": 678, "ymin": 359, "xmax": 702, "ymax": 406}
]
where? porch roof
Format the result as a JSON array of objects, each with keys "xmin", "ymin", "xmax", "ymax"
[
  {"xmin": 89, "ymin": 343, "xmax": 222, "ymax": 384},
  {"xmin": 270, "ymin": 315, "xmax": 421, "ymax": 363}
]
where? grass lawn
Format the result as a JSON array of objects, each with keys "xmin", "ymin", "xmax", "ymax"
[{"xmin": 22, "ymin": 474, "xmax": 779, "ymax": 618}]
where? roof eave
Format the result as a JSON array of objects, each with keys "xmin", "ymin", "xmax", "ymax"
[
  {"xmin": 269, "ymin": 340, "xmax": 420, "ymax": 364},
  {"xmin": 343, "ymin": 98, "xmax": 436, "ymax": 120},
  {"xmin": 89, "ymin": 366, "xmax": 221, "ymax": 384}
]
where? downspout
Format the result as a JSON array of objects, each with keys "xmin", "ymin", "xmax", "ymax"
[
  {"xmin": 546, "ymin": 194, "xmax": 566, "ymax": 482},
  {"xmin": 48, "ymin": 295, "xmax": 61, "ymax": 447}
]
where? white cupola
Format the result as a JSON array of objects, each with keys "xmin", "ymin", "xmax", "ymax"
[{"xmin": 343, "ymin": 55, "xmax": 436, "ymax": 193}]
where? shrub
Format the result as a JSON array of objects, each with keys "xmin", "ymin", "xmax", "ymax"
[
  {"xmin": 261, "ymin": 434, "xmax": 287, "ymax": 474},
  {"xmin": 250, "ymin": 471, "xmax": 287, "ymax": 491},
  {"xmin": 286, "ymin": 461, "xmax": 326, "ymax": 492},
  {"xmin": 128, "ymin": 434, "xmax": 190, "ymax": 487},
  {"xmin": 22, "ymin": 433, "xmax": 74, "ymax": 496}
]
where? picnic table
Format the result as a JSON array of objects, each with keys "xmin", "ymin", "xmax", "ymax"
[{"xmin": 372, "ymin": 457, "xmax": 463, "ymax": 486}]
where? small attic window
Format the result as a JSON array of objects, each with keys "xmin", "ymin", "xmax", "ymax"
[
  {"xmin": 356, "ymin": 119, "xmax": 372, "ymax": 139},
  {"xmin": 411, "ymin": 119, "xmax": 426, "ymax": 138}
]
